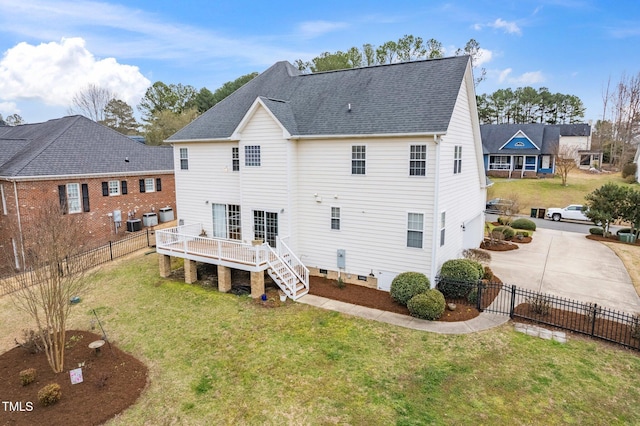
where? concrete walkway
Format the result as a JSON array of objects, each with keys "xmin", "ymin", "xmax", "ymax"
[
  {"xmin": 297, "ymin": 294, "xmax": 509, "ymax": 334},
  {"xmin": 490, "ymin": 227, "xmax": 640, "ymax": 313}
]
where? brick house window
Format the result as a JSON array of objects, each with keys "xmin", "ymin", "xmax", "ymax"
[
  {"xmin": 58, "ymin": 183, "xmax": 84, "ymax": 214},
  {"xmin": 108, "ymin": 180, "xmax": 120, "ymax": 196},
  {"xmin": 139, "ymin": 178, "xmax": 162, "ymax": 193}
]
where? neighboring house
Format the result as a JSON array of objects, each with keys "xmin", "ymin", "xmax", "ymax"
[
  {"xmin": 0, "ymin": 115, "xmax": 176, "ymax": 270},
  {"xmin": 158, "ymin": 56, "xmax": 487, "ymax": 300},
  {"xmin": 481, "ymin": 123, "xmax": 599, "ymax": 178}
]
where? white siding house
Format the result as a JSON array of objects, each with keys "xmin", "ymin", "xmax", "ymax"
[{"xmin": 160, "ymin": 56, "xmax": 486, "ymax": 299}]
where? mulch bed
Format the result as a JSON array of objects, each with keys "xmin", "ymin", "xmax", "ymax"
[
  {"xmin": 586, "ymin": 234, "xmax": 640, "ymax": 246},
  {"xmin": 0, "ymin": 330, "xmax": 147, "ymax": 426}
]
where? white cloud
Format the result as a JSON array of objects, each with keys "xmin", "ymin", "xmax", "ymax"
[
  {"xmin": 0, "ymin": 38, "xmax": 150, "ymax": 108},
  {"xmin": 488, "ymin": 18, "xmax": 522, "ymax": 35},
  {"xmin": 497, "ymin": 68, "xmax": 545, "ymax": 85},
  {"xmin": 297, "ymin": 20, "xmax": 349, "ymax": 38},
  {"xmin": 473, "ymin": 48, "xmax": 493, "ymax": 67},
  {"xmin": 0, "ymin": 101, "xmax": 19, "ymax": 116}
]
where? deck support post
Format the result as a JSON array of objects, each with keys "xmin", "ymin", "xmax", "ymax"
[
  {"xmin": 159, "ymin": 254, "xmax": 171, "ymax": 278},
  {"xmin": 250, "ymin": 271, "xmax": 265, "ymax": 299},
  {"xmin": 184, "ymin": 259, "xmax": 197, "ymax": 284},
  {"xmin": 218, "ymin": 265, "xmax": 232, "ymax": 293}
]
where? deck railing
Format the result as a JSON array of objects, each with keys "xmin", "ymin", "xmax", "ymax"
[
  {"xmin": 276, "ymin": 236, "xmax": 309, "ymax": 287},
  {"xmin": 156, "ymin": 224, "xmax": 269, "ymax": 268}
]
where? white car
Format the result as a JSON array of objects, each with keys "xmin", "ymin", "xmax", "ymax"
[{"xmin": 546, "ymin": 204, "xmax": 589, "ymax": 222}]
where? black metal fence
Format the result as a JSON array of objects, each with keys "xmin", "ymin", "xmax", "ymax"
[
  {"xmin": 0, "ymin": 230, "xmax": 154, "ymax": 297},
  {"xmin": 437, "ymin": 277, "xmax": 640, "ymax": 351}
]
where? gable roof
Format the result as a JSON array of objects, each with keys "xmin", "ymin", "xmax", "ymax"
[
  {"xmin": 0, "ymin": 116, "xmax": 173, "ymax": 179},
  {"xmin": 168, "ymin": 56, "xmax": 471, "ymax": 141}
]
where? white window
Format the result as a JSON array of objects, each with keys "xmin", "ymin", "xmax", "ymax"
[
  {"xmin": 440, "ymin": 211, "xmax": 446, "ymax": 247},
  {"xmin": 351, "ymin": 145, "xmax": 366, "ymax": 175},
  {"xmin": 489, "ymin": 155, "xmax": 511, "ymax": 170},
  {"xmin": 409, "ymin": 145, "xmax": 427, "ymax": 176},
  {"xmin": 212, "ymin": 204, "xmax": 242, "ymax": 240},
  {"xmin": 108, "ymin": 180, "xmax": 120, "ymax": 196},
  {"xmin": 180, "ymin": 148, "xmax": 189, "ymax": 170},
  {"xmin": 144, "ymin": 178, "xmax": 155, "ymax": 193},
  {"xmin": 454, "ymin": 146, "xmax": 462, "ymax": 174},
  {"xmin": 1, "ymin": 184, "xmax": 6, "ymax": 215},
  {"xmin": 331, "ymin": 207, "xmax": 341, "ymax": 230},
  {"xmin": 407, "ymin": 213, "xmax": 424, "ymax": 248},
  {"xmin": 67, "ymin": 183, "xmax": 81, "ymax": 214},
  {"xmin": 232, "ymin": 147, "xmax": 239, "ymax": 171},
  {"xmin": 245, "ymin": 145, "xmax": 261, "ymax": 166}
]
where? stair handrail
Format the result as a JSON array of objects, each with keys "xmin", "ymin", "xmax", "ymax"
[
  {"xmin": 276, "ymin": 237, "xmax": 309, "ymax": 287},
  {"xmin": 266, "ymin": 246, "xmax": 296, "ymax": 295}
]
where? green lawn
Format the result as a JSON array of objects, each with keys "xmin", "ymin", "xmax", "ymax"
[
  {"xmin": 488, "ymin": 170, "xmax": 636, "ymax": 214},
  {"xmin": 3, "ymin": 254, "xmax": 640, "ymax": 425}
]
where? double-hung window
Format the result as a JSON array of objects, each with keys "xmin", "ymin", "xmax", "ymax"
[
  {"xmin": 66, "ymin": 183, "xmax": 82, "ymax": 214},
  {"xmin": 409, "ymin": 145, "xmax": 427, "ymax": 176},
  {"xmin": 144, "ymin": 178, "xmax": 155, "ymax": 193},
  {"xmin": 232, "ymin": 147, "xmax": 240, "ymax": 171},
  {"xmin": 331, "ymin": 207, "xmax": 341, "ymax": 230},
  {"xmin": 180, "ymin": 148, "xmax": 189, "ymax": 170},
  {"xmin": 454, "ymin": 146, "xmax": 462, "ymax": 174},
  {"xmin": 440, "ymin": 211, "xmax": 446, "ymax": 246},
  {"xmin": 351, "ymin": 145, "xmax": 366, "ymax": 175},
  {"xmin": 407, "ymin": 213, "xmax": 424, "ymax": 248},
  {"xmin": 108, "ymin": 180, "xmax": 120, "ymax": 196}
]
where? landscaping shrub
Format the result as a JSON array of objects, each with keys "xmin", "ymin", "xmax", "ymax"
[
  {"xmin": 437, "ymin": 259, "xmax": 482, "ymax": 298},
  {"xmin": 390, "ymin": 272, "xmax": 430, "ymax": 306},
  {"xmin": 15, "ymin": 329, "xmax": 45, "ymax": 354},
  {"xmin": 526, "ymin": 294, "xmax": 551, "ymax": 316},
  {"xmin": 37, "ymin": 383, "xmax": 62, "ymax": 406},
  {"xmin": 483, "ymin": 266, "xmax": 494, "ymax": 281},
  {"xmin": 497, "ymin": 216, "xmax": 512, "ymax": 226},
  {"xmin": 515, "ymin": 231, "xmax": 529, "ymax": 238},
  {"xmin": 462, "ymin": 248, "xmax": 491, "ymax": 265},
  {"xmin": 511, "ymin": 218, "xmax": 536, "ymax": 231},
  {"xmin": 467, "ymin": 286, "xmax": 478, "ymax": 304},
  {"xmin": 492, "ymin": 226, "xmax": 515, "ymax": 240},
  {"xmin": 622, "ymin": 163, "xmax": 637, "ymax": 179},
  {"xmin": 19, "ymin": 368, "xmax": 36, "ymax": 386},
  {"xmin": 589, "ymin": 227, "xmax": 604, "ymax": 235},
  {"xmin": 407, "ymin": 289, "xmax": 445, "ymax": 320}
]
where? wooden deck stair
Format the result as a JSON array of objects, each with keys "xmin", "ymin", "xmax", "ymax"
[{"xmin": 266, "ymin": 247, "xmax": 309, "ymax": 300}]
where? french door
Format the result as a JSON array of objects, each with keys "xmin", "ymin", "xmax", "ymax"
[{"xmin": 253, "ymin": 210, "xmax": 278, "ymax": 247}]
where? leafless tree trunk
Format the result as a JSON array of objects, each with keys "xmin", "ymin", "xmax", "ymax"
[
  {"xmin": 68, "ymin": 84, "xmax": 115, "ymax": 122},
  {"xmin": 554, "ymin": 144, "xmax": 579, "ymax": 186},
  {"xmin": 3, "ymin": 201, "xmax": 90, "ymax": 373},
  {"xmin": 602, "ymin": 72, "xmax": 640, "ymax": 167}
]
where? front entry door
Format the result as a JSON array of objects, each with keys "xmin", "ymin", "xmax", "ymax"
[
  {"xmin": 514, "ymin": 156, "xmax": 524, "ymax": 170},
  {"xmin": 254, "ymin": 210, "xmax": 278, "ymax": 247}
]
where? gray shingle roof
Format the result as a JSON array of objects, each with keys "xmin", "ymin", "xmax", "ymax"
[
  {"xmin": 168, "ymin": 56, "xmax": 471, "ymax": 141},
  {"xmin": 480, "ymin": 123, "xmax": 587, "ymax": 155},
  {"xmin": 0, "ymin": 116, "xmax": 173, "ymax": 178}
]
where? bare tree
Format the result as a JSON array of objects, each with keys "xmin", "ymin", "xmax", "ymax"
[
  {"xmin": 4, "ymin": 200, "xmax": 90, "ymax": 373},
  {"xmin": 554, "ymin": 144, "xmax": 579, "ymax": 186},
  {"xmin": 68, "ymin": 84, "xmax": 115, "ymax": 122}
]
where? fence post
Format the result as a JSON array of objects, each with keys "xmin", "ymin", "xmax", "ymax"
[
  {"xmin": 146, "ymin": 229, "xmax": 150, "ymax": 247},
  {"xmin": 591, "ymin": 303, "xmax": 598, "ymax": 337},
  {"xmin": 476, "ymin": 280, "xmax": 483, "ymax": 312},
  {"xmin": 510, "ymin": 285, "xmax": 516, "ymax": 319},
  {"xmin": 109, "ymin": 241, "xmax": 113, "ymax": 261}
]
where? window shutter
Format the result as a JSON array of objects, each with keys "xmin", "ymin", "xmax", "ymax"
[
  {"xmin": 156, "ymin": 178, "xmax": 162, "ymax": 192},
  {"xmin": 58, "ymin": 185, "xmax": 68, "ymax": 214},
  {"xmin": 121, "ymin": 180, "xmax": 128, "ymax": 195},
  {"xmin": 102, "ymin": 182, "xmax": 109, "ymax": 196},
  {"xmin": 81, "ymin": 184, "xmax": 90, "ymax": 212},
  {"xmin": 139, "ymin": 179, "xmax": 145, "ymax": 193}
]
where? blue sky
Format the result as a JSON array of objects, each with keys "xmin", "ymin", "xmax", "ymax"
[{"xmin": 0, "ymin": 0, "xmax": 638, "ymax": 124}]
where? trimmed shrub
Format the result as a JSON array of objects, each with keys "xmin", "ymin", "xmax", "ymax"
[
  {"xmin": 492, "ymin": 226, "xmax": 515, "ymax": 240},
  {"xmin": 462, "ymin": 248, "xmax": 491, "ymax": 265},
  {"xmin": 483, "ymin": 266, "xmax": 494, "ymax": 281},
  {"xmin": 390, "ymin": 272, "xmax": 430, "ymax": 306},
  {"xmin": 515, "ymin": 231, "xmax": 529, "ymax": 238},
  {"xmin": 467, "ymin": 286, "xmax": 479, "ymax": 304},
  {"xmin": 622, "ymin": 162, "xmax": 637, "ymax": 179},
  {"xmin": 511, "ymin": 218, "xmax": 536, "ymax": 231},
  {"xmin": 497, "ymin": 216, "xmax": 512, "ymax": 226},
  {"xmin": 438, "ymin": 259, "xmax": 482, "ymax": 298},
  {"xmin": 19, "ymin": 368, "xmax": 37, "ymax": 386},
  {"xmin": 407, "ymin": 289, "xmax": 445, "ymax": 320},
  {"xmin": 38, "ymin": 383, "xmax": 62, "ymax": 406},
  {"xmin": 589, "ymin": 227, "xmax": 604, "ymax": 236}
]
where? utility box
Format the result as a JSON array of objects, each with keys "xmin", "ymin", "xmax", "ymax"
[
  {"xmin": 159, "ymin": 207, "xmax": 174, "ymax": 222},
  {"xmin": 126, "ymin": 219, "xmax": 142, "ymax": 232},
  {"xmin": 337, "ymin": 249, "xmax": 346, "ymax": 269},
  {"xmin": 143, "ymin": 212, "xmax": 158, "ymax": 227}
]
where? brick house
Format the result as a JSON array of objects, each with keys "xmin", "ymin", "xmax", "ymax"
[{"xmin": 0, "ymin": 115, "xmax": 176, "ymax": 269}]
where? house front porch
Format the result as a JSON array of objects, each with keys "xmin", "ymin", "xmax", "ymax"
[{"xmin": 156, "ymin": 223, "xmax": 309, "ymax": 300}]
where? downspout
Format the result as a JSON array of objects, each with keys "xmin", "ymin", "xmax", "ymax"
[
  {"xmin": 13, "ymin": 181, "xmax": 26, "ymax": 268},
  {"xmin": 429, "ymin": 134, "xmax": 443, "ymax": 285}
]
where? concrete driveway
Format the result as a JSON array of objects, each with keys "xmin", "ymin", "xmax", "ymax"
[{"xmin": 490, "ymin": 228, "xmax": 640, "ymax": 313}]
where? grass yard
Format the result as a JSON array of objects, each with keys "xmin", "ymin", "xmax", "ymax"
[
  {"xmin": 488, "ymin": 169, "xmax": 635, "ymax": 214},
  {"xmin": 2, "ymin": 253, "xmax": 640, "ymax": 425}
]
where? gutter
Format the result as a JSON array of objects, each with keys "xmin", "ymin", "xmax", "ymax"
[
  {"xmin": 0, "ymin": 170, "xmax": 175, "ymax": 182},
  {"xmin": 430, "ymin": 134, "xmax": 442, "ymax": 285},
  {"xmin": 167, "ymin": 131, "xmax": 447, "ymax": 144}
]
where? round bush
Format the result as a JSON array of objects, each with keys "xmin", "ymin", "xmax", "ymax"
[
  {"xmin": 38, "ymin": 383, "xmax": 62, "ymax": 406},
  {"xmin": 390, "ymin": 272, "xmax": 430, "ymax": 306},
  {"xmin": 589, "ymin": 227, "xmax": 604, "ymax": 235},
  {"xmin": 437, "ymin": 259, "xmax": 482, "ymax": 298},
  {"xmin": 492, "ymin": 225, "xmax": 515, "ymax": 239},
  {"xmin": 511, "ymin": 218, "xmax": 536, "ymax": 231},
  {"xmin": 407, "ymin": 289, "xmax": 445, "ymax": 320}
]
